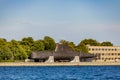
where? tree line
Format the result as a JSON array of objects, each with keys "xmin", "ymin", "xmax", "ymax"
[{"xmin": 0, "ymin": 36, "xmax": 113, "ymax": 62}]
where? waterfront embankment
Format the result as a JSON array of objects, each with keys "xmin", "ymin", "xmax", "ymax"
[{"xmin": 0, "ymin": 62, "xmax": 120, "ymax": 66}]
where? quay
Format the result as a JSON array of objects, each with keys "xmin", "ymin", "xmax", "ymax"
[{"xmin": 0, "ymin": 62, "xmax": 120, "ymax": 66}]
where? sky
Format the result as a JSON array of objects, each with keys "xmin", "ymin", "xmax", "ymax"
[{"xmin": 0, "ymin": 0, "xmax": 120, "ymax": 45}]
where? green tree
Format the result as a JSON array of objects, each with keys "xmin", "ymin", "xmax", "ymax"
[
  {"xmin": 32, "ymin": 40, "xmax": 45, "ymax": 51},
  {"xmin": 60, "ymin": 40, "xmax": 76, "ymax": 51},
  {"xmin": 0, "ymin": 46, "xmax": 13, "ymax": 61},
  {"xmin": 81, "ymin": 39, "xmax": 100, "ymax": 46},
  {"xmin": 20, "ymin": 45, "xmax": 31, "ymax": 57},
  {"xmin": 19, "ymin": 37, "xmax": 35, "ymax": 57},
  {"xmin": 68, "ymin": 42, "xmax": 76, "ymax": 51},
  {"xmin": 101, "ymin": 41, "xmax": 113, "ymax": 46},
  {"xmin": 60, "ymin": 40, "xmax": 69, "ymax": 45},
  {"xmin": 9, "ymin": 40, "xmax": 28, "ymax": 60},
  {"xmin": 0, "ymin": 38, "xmax": 7, "ymax": 46},
  {"xmin": 76, "ymin": 42, "xmax": 88, "ymax": 53},
  {"xmin": 0, "ymin": 38, "xmax": 13, "ymax": 61},
  {"xmin": 44, "ymin": 36, "xmax": 56, "ymax": 51},
  {"xmin": 21, "ymin": 37, "xmax": 34, "ymax": 49}
]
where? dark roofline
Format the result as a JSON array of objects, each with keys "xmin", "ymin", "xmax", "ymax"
[{"xmin": 30, "ymin": 43, "xmax": 95, "ymax": 59}]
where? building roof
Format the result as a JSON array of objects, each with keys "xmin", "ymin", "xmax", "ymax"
[{"xmin": 30, "ymin": 43, "xmax": 95, "ymax": 60}]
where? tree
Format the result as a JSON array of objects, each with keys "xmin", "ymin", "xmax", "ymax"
[
  {"xmin": 68, "ymin": 42, "xmax": 76, "ymax": 51},
  {"xmin": 60, "ymin": 40, "xmax": 69, "ymax": 45},
  {"xmin": 44, "ymin": 36, "xmax": 56, "ymax": 51},
  {"xmin": 20, "ymin": 45, "xmax": 31, "ymax": 57},
  {"xmin": 80, "ymin": 39, "xmax": 100, "ymax": 46},
  {"xmin": 0, "ymin": 38, "xmax": 13, "ymax": 61},
  {"xmin": 21, "ymin": 37, "xmax": 34, "ymax": 49},
  {"xmin": 22, "ymin": 37, "xmax": 34, "ymax": 43},
  {"xmin": 0, "ymin": 46, "xmax": 13, "ymax": 61},
  {"xmin": 0, "ymin": 38, "xmax": 7, "ymax": 46},
  {"xmin": 101, "ymin": 41, "xmax": 113, "ymax": 46},
  {"xmin": 32, "ymin": 40, "xmax": 45, "ymax": 51},
  {"xmin": 20, "ymin": 37, "xmax": 35, "ymax": 57},
  {"xmin": 76, "ymin": 42, "xmax": 88, "ymax": 53},
  {"xmin": 60, "ymin": 40, "xmax": 76, "ymax": 51},
  {"xmin": 9, "ymin": 40, "xmax": 28, "ymax": 60},
  {"xmin": 76, "ymin": 38, "xmax": 100, "ymax": 53}
]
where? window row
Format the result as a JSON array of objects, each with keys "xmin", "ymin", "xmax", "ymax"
[
  {"xmin": 89, "ymin": 48, "xmax": 119, "ymax": 51},
  {"xmin": 93, "ymin": 53, "xmax": 120, "ymax": 56},
  {"xmin": 96, "ymin": 58, "xmax": 120, "ymax": 60}
]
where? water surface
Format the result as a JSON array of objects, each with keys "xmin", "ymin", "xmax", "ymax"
[{"xmin": 0, "ymin": 66, "xmax": 120, "ymax": 80}]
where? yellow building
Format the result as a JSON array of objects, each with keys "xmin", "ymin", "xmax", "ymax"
[{"xmin": 88, "ymin": 46, "xmax": 120, "ymax": 62}]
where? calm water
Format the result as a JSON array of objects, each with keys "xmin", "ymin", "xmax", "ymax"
[{"xmin": 0, "ymin": 66, "xmax": 120, "ymax": 80}]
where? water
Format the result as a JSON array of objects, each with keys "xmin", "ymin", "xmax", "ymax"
[{"xmin": 0, "ymin": 66, "xmax": 120, "ymax": 80}]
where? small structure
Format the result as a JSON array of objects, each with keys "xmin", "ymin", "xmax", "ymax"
[{"xmin": 29, "ymin": 43, "xmax": 95, "ymax": 62}]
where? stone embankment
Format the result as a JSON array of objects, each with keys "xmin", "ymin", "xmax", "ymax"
[{"xmin": 0, "ymin": 62, "xmax": 120, "ymax": 66}]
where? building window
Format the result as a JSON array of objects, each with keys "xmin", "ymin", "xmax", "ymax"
[
  {"xmin": 102, "ymin": 58, "xmax": 104, "ymax": 60},
  {"xmin": 105, "ymin": 49, "xmax": 107, "ymax": 51},
  {"xmin": 102, "ymin": 53, "xmax": 104, "ymax": 55},
  {"xmin": 95, "ymin": 48, "xmax": 98, "ymax": 51},
  {"xmin": 108, "ymin": 49, "xmax": 110, "ymax": 51},
  {"xmin": 99, "ymin": 48, "xmax": 101, "ymax": 51},
  {"xmin": 112, "ymin": 49, "xmax": 114, "ymax": 51},
  {"xmin": 102, "ymin": 49, "xmax": 104, "ymax": 51},
  {"xmin": 89, "ymin": 48, "xmax": 91, "ymax": 51}
]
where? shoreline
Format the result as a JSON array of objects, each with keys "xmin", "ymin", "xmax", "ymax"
[{"xmin": 0, "ymin": 62, "xmax": 120, "ymax": 66}]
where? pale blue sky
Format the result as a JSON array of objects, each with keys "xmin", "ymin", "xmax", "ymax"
[{"xmin": 0, "ymin": 0, "xmax": 120, "ymax": 45}]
